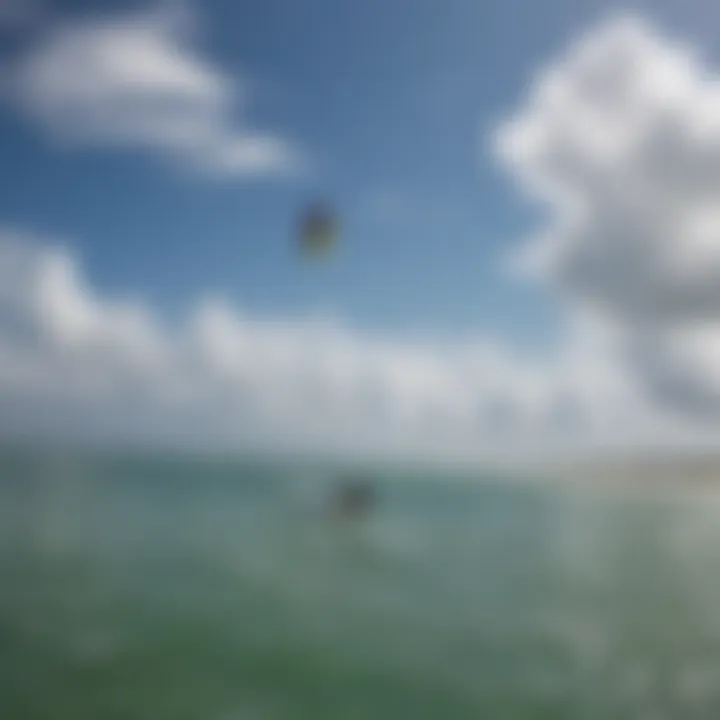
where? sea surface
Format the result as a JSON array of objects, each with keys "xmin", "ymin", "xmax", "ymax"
[{"xmin": 3, "ymin": 448, "xmax": 720, "ymax": 718}]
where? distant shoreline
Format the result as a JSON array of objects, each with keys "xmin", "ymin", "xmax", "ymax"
[
  {"xmin": 4, "ymin": 438, "xmax": 720, "ymax": 493},
  {"xmin": 545, "ymin": 452, "xmax": 720, "ymax": 495}
]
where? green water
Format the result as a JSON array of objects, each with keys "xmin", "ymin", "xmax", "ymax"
[{"xmin": 3, "ymin": 449, "xmax": 720, "ymax": 718}]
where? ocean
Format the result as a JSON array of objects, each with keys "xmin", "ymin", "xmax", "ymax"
[{"xmin": 3, "ymin": 448, "xmax": 720, "ymax": 718}]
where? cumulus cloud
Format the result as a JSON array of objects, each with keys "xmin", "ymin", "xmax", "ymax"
[
  {"xmin": 496, "ymin": 14, "xmax": 720, "ymax": 420},
  {"xmin": 0, "ymin": 230, "xmax": 648, "ymax": 462},
  {"xmin": 6, "ymin": 3, "xmax": 298, "ymax": 176}
]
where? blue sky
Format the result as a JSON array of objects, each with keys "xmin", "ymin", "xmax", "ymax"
[
  {"xmin": 1, "ymin": 0, "xmax": 717, "ymax": 343},
  {"xmin": 0, "ymin": 0, "xmax": 619, "ymax": 345},
  {"xmin": 2, "ymin": 0, "xmax": 720, "ymax": 460}
]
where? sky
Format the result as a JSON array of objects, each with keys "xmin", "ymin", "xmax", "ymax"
[{"xmin": 1, "ymin": 0, "xmax": 720, "ymax": 464}]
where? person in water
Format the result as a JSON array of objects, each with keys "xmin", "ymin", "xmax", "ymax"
[{"xmin": 330, "ymin": 476, "xmax": 375, "ymax": 521}]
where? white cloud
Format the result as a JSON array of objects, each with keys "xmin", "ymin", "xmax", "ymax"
[
  {"xmin": 0, "ymin": 230, "xmax": 650, "ymax": 463},
  {"xmin": 8, "ymin": 4, "xmax": 299, "ymax": 176},
  {"xmin": 495, "ymin": 14, "xmax": 720, "ymax": 421}
]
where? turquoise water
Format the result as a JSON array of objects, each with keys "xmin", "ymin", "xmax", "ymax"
[{"xmin": 3, "ymin": 450, "xmax": 720, "ymax": 718}]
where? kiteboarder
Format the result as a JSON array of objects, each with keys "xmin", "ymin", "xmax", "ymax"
[{"xmin": 329, "ymin": 475, "xmax": 376, "ymax": 521}]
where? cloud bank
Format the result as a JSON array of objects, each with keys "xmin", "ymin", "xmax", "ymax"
[
  {"xmin": 0, "ymin": 230, "xmax": 648, "ymax": 463},
  {"xmin": 5, "ymin": 3, "xmax": 299, "ymax": 176}
]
